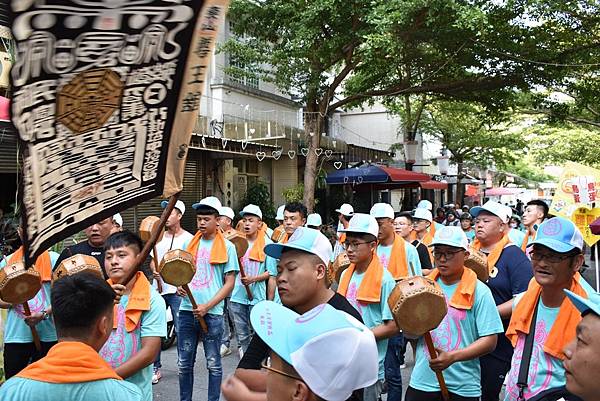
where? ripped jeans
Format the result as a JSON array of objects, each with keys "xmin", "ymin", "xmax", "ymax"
[{"xmin": 178, "ymin": 311, "xmax": 224, "ymax": 401}]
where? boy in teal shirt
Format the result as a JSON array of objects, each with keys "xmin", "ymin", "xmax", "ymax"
[
  {"xmin": 337, "ymin": 213, "xmax": 398, "ymax": 401},
  {"xmin": 100, "ymin": 231, "xmax": 166, "ymax": 401},
  {"xmin": 408, "ymin": 226, "xmax": 503, "ymax": 401},
  {"xmin": 0, "ymin": 272, "xmax": 142, "ymax": 401}
]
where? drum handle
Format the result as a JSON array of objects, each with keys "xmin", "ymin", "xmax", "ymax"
[
  {"xmin": 238, "ymin": 261, "xmax": 254, "ymax": 301},
  {"xmin": 152, "ymin": 246, "xmax": 164, "ymax": 293},
  {"xmin": 182, "ymin": 284, "xmax": 208, "ymax": 333},
  {"xmin": 409, "ymin": 261, "xmax": 416, "ymax": 277},
  {"xmin": 22, "ymin": 302, "xmax": 42, "ymax": 352},
  {"xmin": 424, "ymin": 332, "xmax": 451, "ymax": 401}
]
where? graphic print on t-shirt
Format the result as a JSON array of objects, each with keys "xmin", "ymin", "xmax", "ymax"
[
  {"xmin": 100, "ymin": 303, "xmax": 140, "ymax": 368},
  {"xmin": 346, "ymin": 281, "xmax": 364, "ymax": 315},
  {"xmin": 14, "ymin": 289, "xmax": 46, "ymax": 318},
  {"xmin": 190, "ymin": 246, "xmax": 215, "ymax": 289},
  {"xmin": 425, "ymin": 301, "xmax": 466, "ymax": 358}
]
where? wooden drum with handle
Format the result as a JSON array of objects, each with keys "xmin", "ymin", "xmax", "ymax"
[
  {"xmin": 327, "ymin": 251, "xmax": 351, "ymax": 287},
  {"xmin": 271, "ymin": 225, "xmax": 286, "ymax": 243},
  {"xmin": 139, "ymin": 216, "xmax": 164, "ymax": 293},
  {"xmin": 223, "ymin": 229, "xmax": 252, "ymax": 300},
  {"xmin": 159, "ymin": 249, "xmax": 208, "ymax": 332},
  {"xmin": 52, "ymin": 254, "xmax": 104, "ymax": 283},
  {"xmin": 465, "ymin": 248, "xmax": 489, "ymax": 282},
  {"xmin": 0, "ymin": 261, "xmax": 43, "ymax": 351}
]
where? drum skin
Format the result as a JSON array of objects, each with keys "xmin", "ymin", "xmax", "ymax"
[
  {"xmin": 159, "ymin": 249, "xmax": 196, "ymax": 287},
  {"xmin": 139, "ymin": 216, "xmax": 163, "ymax": 243},
  {"xmin": 52, "ymin": 254, "xmax": 104, "ymax": 284},
  {"xmin": 332, "ymin": 252, "xmax": 351, "ymax": 284},
  {"xmin": 223, "ymin": 229, "xmax": 249, "ymax": 259},
  {"xmin": 0, "ymin": 261, "xmax": 42, "ymax": 305},
  {"xmin": 465, "ymin": 248, "xmax": 489, "ymax": 282},
  {"xmin": 271, "ymin": 225, "xmax": 286, "ymax": 243},
  {"xmin": 388, "ymin": 276, "xmax": 447, "ymax": 337}
]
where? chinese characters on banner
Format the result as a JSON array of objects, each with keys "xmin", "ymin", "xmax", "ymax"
[
  {"xmin": 10, "ymin": 0, "xmax": 228, "ymax": 263},
  {"xmin": 550, "ymin": 162, "xmax": 600, "ymax": 219},
  {"xmin": 572, "ymin": 207, "xmax": 600, "ymax": 247}
]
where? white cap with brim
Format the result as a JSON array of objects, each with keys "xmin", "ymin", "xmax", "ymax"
[
  {"xmin": 264, "ymin": 226, "xmax": 332, "ymax": 266},
  {"xmin": 335, "ymin": 203, "xmax": 354, "ymax": 217},
  {"xmin": 339, "ymin": 213, "xmax": 379, "ymax": 238},
  {"xmin": 413, "ymin": 208, "xmax": 433, "ymax": 223},
  {"xmin": 306, "ymin": 213, "xmax": 322, "ymax": 227},
  {"xmin": 112, "ymin": 213, "xmax": 123, "ymax": 227},
  {"xmin": 429, "ymin": 226, "xmax": 469, "ymax": 250},
  {"xmin": 161, "ymin": 200, "xmax": 186, "ymax": 215},
  {"xmin": 370, "ymin": 203, "xmax": 394, "ymax": 219},
  {"xmin": 417, "ymin": 200, "xmax": 433, "ymax": 211},
  {"xmin": 240, "ymin": 204, "xmax": 263, "ymax": 219},
  {"xmin": 276, "ymin": 205, "xmax": 285, "ymax": 221},
  {"xmin": 219, "ymin": 207, "xmax": 235, "ymax": 220},
  {"xmin": 470, "ymin": 200, "xmax": 510, "ymax": 224},
  {"xmin": 564, "ymin": 290, "xmax": 600, "ymax": 317},
  {"xmin": 192, "ymin": 196, "xmax": 222, "ymax": 213},
  {"xmin": 251, "ymin": 301, "xmax": 379, "ymax": 401}
]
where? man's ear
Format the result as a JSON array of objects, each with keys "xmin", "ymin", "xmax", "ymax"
[
  {"xmin": 291, "ymin": 380, "xmax": 312, "ymax": 401},
  {"xmin": 571, "ymin": 254, "xmax": 584, "ymax": 274},
  {"xmin": 315, "ymin": 262, "xmax": 326, "ymax": 280}
]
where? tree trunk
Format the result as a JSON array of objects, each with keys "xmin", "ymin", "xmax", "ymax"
[
  {"xmin": 302, "ymin": 111, "xmax": 323, "ymax": 213},
  {"xmin": 455, "ymin": 161, "xmax": 465, "ymax": 207}
]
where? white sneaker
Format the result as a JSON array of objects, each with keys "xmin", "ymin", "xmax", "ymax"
[
  {"xmin": 152, "ymin": 368, "xmax": 161, "ymax": 384},
  {"xmin": 220, "ymin": 344, "xmax": 232, "ymax": 357}
]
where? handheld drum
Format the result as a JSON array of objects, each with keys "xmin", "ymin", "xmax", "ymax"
[
  {"xmin": 139, "ymin": 216, "xmax": 164, "ymax": 293},
  {"xmin": 223, "ymin": 229, "xmax": 252, "ymax": 300},
  {"xmin": 158, "ymin": 249, "xmax": 208, "ymax": 332},
  {"xmin": 52, "ymin": 254, "xmax": 104, "ymax": 283},
  {"xmin": 328, "ymin": 252, "xmax": 350, "ymax": 286},
  {"xmin": 0, "ymin": 261, "xmax": 43, "ymax": 350},
  {"xmin": 388, "ymin": 276, "xmax": 450, "ymax": 401},
  {"xmin": 271, "ymin": 225, "xmax": 286, "ymax": 243},
  {"xmin": 465, "ymin": 248, "xmax": 489, "ymax": 282}
]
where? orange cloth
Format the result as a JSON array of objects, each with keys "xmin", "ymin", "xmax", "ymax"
[
  {"xmin": 506, "ymin": 274, "xmax": 587, "ymax": 360},
  {"xmin": 248, "ymin": 230, "xmax": 266, "ymax": 262},
  {"xmin": 8, "ymin": 247, "xmax": 52, "ymax": 282},
  {"xmin": 338, "ymin": 233, "xmax": 347, "ymax": 245},
  {"xmin": 108, "ymin": 272, "xmax": 150, "ymax": 332},
  {"xmin": 281, "ymin": 233, "xmax": 289, "ymax": 244},
  {"xmin": 428, "ymin": 267, "xmax": 478, "ymax": 310},
  {"xmin": 16, "ymin": 341, "xmax": 121, "ymax": 383},
  {"xmin": 520, "ymin": 227, "xmax": 536, "ymax": 252},
  {"xmin": 186, "ymin": 230, "xmax": 228, "ymax": 264},
  {"xmin": 338, "ymin": 253, "xmax": 384, "ymax": 303},
  {"xmin": 472, "ymin": 234, "xmax": 511, "ymax": 274},
  {"xmin": 386, "ymin": 234, "xmax": 410, "ymax": 280}
]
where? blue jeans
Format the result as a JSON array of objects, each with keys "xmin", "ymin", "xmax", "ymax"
[
  {"xmin": 178, "ymin": 311, "xmax": 224, "ymax": 401},
  {"xmin": 384, "ymin": 332, "xmax": 404, "ymax": 401},
  {"xmin": 154, "ymin": 293, "xmax": 182, "ymax": 369},
  {"xmin": 222, "ymin": 298, "xmax": 233, "ymax": 348},
  {"xmin": 229, "ymin": 302, "xmax": 254, "ymax": 352}
]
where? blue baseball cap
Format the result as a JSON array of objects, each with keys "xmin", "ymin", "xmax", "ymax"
[
  {"xmin": 529, "ymin": 217, "xmax": 584, "ymax": 253},
  {"xmin": 264, "ymin": 226, "xmax": 332, "ymax": 266},
  {"xmin": 564, "ymin": 290, "xmax": 600, "ymax": 317},
  {"xmin": 251, "ymin": 301, "xmax": 378, "ymax": 401},
  {"xmin": 429, "ymin": 226, "xmax": 469, "ymax": 250}
]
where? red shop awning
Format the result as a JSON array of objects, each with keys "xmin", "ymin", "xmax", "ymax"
[{"xmin": 420, "ymin": 180, "xmax": 447, "ymax": 190}]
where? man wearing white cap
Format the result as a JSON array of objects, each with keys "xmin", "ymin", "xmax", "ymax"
[
  {"xmin": 470, "ymin": 200, "xmax": 532, "ymax": 401},
  {"xmin": 306, "ymin": 213, "xmax": 322, "ymax": 230},
  {"xmin": 218, "ymin": 206, "xmax": 236, "ymax": 233},
  {"xmin": 336, "ymin": 213, "xmax": 398, "ymax": 401},
  {"xmin": 411, "ymin": 208, "xmax": 436, "ymax": 274},
  {"xmin": 152, "ymin": 200, "xmax": 194, "ymax": 383},
  {"xmin": 179, "ymin": 197, "xmax": 240, "ymax": 401},
  {"xmin": 223, "ymin": 301, "xmax": 378, "ymax": 401},
  {"xmin": 407, "ymin": 226, "xmax": 503, "ymax": 401},
  {"xmin": 370, "ymin": 203, "xmax": 421, "ymax": 401},
  {"xmin": 417, "ymin": 199, "xmax": 444, "ymax": 232},
  {"xmin": 229, "ymin": 205, "xmax": 278, "ymax": 355},
  {"xmin": 111, "ymin": 213, "xmax": 123, "ymax": 234},
  {"xmin": 332, "ymin": 203, "xmax": 354, "ymax": 261}
]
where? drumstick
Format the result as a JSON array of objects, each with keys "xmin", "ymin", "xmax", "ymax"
[
  {"xmin": 22, "ymin": 302, "xmax": 41, "ymax": 351},
  {"xmin": 409, "ymin": 261, "xmax": 416, "ymax": 277},
  {"xmin": 182, "ymin": 284, "xmax": 208, "ymax": 333},
  {"xmin": 238, "ymin": 260, "xmax": 254, "ymax": 301},
  {"xmin": 424, "ymin": 332, "xmax": 451, "ymax": 401},
  {"xmin": 151, "ymin": 245, "xmax": 164, "ymax": 293}
]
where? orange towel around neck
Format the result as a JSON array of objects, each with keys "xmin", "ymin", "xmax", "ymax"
[
  {"xmin": 186, "ymin": 230, "xmax": 228, "ymax": 264},
  {"xmin": 248, "ymin": 230, "xmax": 266, "ymax": 262},
  {"xmin": 338, "ymin": 253, "xmax": 384, "ymax": 303},
  {"xmin": 108, "ymin": 272, "xmax": 151, "ymax": 332},
  {"xmin": 472, "ymin": 234, "xmax": 511, "ymax": 274},
  {"xmin": 281, "ymin": 233, "xmax": 289, "ymax": 244},
  {"xmin": 8, "ymin": 247, "xmax": 52, "ymax": 282},
  {"xmin": 338, "ymin": 233, "xmax": 347, "ymax": 245},
  {"xmin": 428, "ymin": 267, "xmax": 478, "ymax": 310},
  {"xmin": 16, "ymin": 341, "xmax": 121, "ymax": 383},
  {"xmin": 520, "ymin": 227, "xmax": 536, "ymax": 252},
  {"xmin": 506, "ymin": 274, "xmax": 588, "ymax": 360},
  {"xmin": 386, "ymin": 234, "xmax": 409, "ymax": 280}
]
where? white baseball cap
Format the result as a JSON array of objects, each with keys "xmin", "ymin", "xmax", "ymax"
[
  {"xmin": 370, "ymin": 203, "xmax": 394, "ymax": 219},
  {"xmin": 219, "ymin": 206, "xmax": 235, "ymax": 220},
  {"xmin": 335, "ymin": 203, "xmax": 354, "ymax": 217},
  {"xmin": 306, "ymin": 213, "xmax": 322, "ymax": 227},
  {"xmin": 264, "ymin": 226, "xmax": 333, "ymax": 266},
  {"xmin": 470, "ymin": 200, "xmax": 510, "ymax": 224},
  {"xmin": 339, "ymin": 213, "xmax": 379, "ymax": 238},
  {"xmin": 429, "ymin": 226, "xmax": 469, "ymax": 250},
  {"xmin": 276, "ymin": 205, "xmax": 285, "ymax": 221},
  {"xmin": 413, "ymin": 208, "xmax": 433, "ymax": 222},
  {"xmin": 112, "ymin": 213, "xmax": 123, "ymax": 227},
  {"xmin": 251, "ymin": 301, "xmax": 378, "ymax": 401},
  {"xmin": 240, "ymin": 204, "xmax": 263, "ymax": 219},
  {"xmin": 417, "ymin": 200, "xmax": 433, "ymax": 211},
  {"xmin": 161, "ymin": 200, "xmax": 186, "ymax": 215},
  {"xmin": 192, "ymin": 196, "xmax": 222, "ymax": 213}
]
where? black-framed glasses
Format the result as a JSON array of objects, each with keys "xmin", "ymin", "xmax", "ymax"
[
  {"xmin": 343, "ymin": 240, "xmax": 375, "ymax": 250},
  {"xmin": 432, "ymin": 249, "xmax": 464, "ymax": 260},
  {"xmin": 530, "ymin": 251, "xmax": 576, "ymax": 264},
  {"xmin": 261, "ymin": 357, "xmax": 303, "ymax": 381}
]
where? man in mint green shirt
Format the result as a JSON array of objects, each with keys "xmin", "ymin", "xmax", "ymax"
[{"xmin": 0, "ymin": 272, "xmax": 142, "ymax": 401}]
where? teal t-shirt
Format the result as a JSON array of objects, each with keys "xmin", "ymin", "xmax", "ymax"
[
  {"xmin": 179, "ymin": 238, "xmax": 239, "ymax": 315},
  {"xmin": 410, "ymin": 277, "xmax": 504, "ymax": 397},
  {"xmin": 1, "ymin": 251, "xmax": 59, "ymax": 343},
  {"xmin": 0, "ymin": 376, "xmax": 143, "ymax": 401},
  {"xmin": 508, "ymin": 229, "xmax": 526, "ymax": 246},
  {"xmin": 230, "ymin": 237, "xmax": 277, "ymax": 305},
  {"xmin": 463, "ymin": 229, "xmax": 476, "ymax": 243},
  {"xmin": 377, "ymin": 240, "xmax": 422, "ymax": 278},
  {"xmin": 99, "ymin": 287, "xmax": 166, "ymax": 401},
  {"xmin": 339, "ymin": 267, "xmax": 395, "ymax": 380}
]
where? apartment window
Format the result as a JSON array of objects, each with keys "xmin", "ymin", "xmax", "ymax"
[{"xmin": 227, "ymin": 21, "xmax": 259, "ymax": 89}]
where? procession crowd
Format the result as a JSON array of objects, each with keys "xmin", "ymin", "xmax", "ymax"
[{"xmin": 0, "ymin": 195, "xmax": 598, "ymax": 401}]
